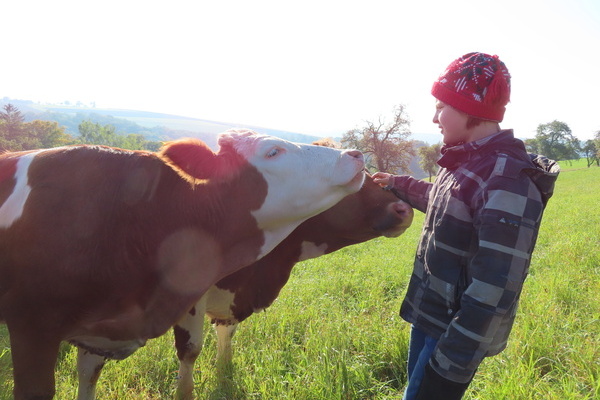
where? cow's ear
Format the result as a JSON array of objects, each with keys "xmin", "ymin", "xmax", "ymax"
[{"xmin": 158, "ymin": 139, "xmax": 218, "ymax": 184}]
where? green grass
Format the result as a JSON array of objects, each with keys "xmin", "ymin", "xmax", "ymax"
[{"xmin": 0, "ymin": 161, "xmax": 598, "ymax": 399}]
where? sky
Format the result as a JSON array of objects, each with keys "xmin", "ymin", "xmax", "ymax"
[{"xmin": 4, "ymin": 0, "xmax": 600, "ymax": 141}]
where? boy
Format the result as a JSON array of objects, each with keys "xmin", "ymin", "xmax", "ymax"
[{"xmin": 373, "ymin": 52, "xmax": 560, "ymax": 399}]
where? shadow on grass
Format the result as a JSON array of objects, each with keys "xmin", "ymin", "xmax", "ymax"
[{"xmin": 207, "ymin": 360, "xmax": 248, "ymax": 400}]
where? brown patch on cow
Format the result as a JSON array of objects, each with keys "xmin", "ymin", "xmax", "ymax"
[
  {"xmin": 173, "ymin": 325, "xmax": 192, "ymax": 361},
  {"xmin": 0, "ymin": 157, "xmax": 18, "ymax": 209}
]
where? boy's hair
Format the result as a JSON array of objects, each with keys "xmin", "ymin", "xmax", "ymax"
[
  {"xmin": 432, "ymin": 52, "xmax": 511, "ymax": 122},
  {"xmin": 466, "ymin": 116, "xmax": 484, "ymax": 129}
]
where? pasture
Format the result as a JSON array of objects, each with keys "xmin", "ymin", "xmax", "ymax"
[{"xmin": 0, "ymin": 160, "xmax": 598, "ymax": 399}]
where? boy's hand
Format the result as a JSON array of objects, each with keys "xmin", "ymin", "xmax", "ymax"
[{"xmin": 372, "ymin": 172, "xmax": 393, "ymax": 188}]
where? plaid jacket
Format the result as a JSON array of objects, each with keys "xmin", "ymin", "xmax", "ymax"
[{"xmin": 389, "ymin": 130, "xmax": 559, "ymax": 383}]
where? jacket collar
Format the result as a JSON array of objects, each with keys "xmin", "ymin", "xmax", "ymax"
[
  {"xmin": 438, "ymin": 129, "xmax": 522, "ymax": 170},
  {"xmin": 437, "ymin": 129, "xmax": 560, "ymax": 206}
]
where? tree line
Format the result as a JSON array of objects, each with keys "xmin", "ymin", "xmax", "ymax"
[
  {"xmin": 525, "ymin": 120, "xmax": 600, "ymax": 168},
  {"xmin": 340, "ymin": 105, "xmax": 599, "ymax": 181},
  {"xmin": 0, "ymin": 104, "xmax": 161, "ymax": 152},
  {"xmin": 2, "ymin": 103, "xmax": 598, "ymax": 175}
]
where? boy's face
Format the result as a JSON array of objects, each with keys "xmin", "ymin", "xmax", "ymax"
[{"xmin": 433, "ymin": 100, "xmax": 469, "ymax": 146}]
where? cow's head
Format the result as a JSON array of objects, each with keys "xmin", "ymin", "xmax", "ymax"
[
  {"xmin": 317, "ymin": 173, "xmax": 414, "ymax": 242},
  {"xmin": 222, "ymin": 130, "xmax": 365, "ymax": 228},
  {"xmin": 159, "ymin": 129, "xmax": 365, "ymax": 231},
  {"xmin": 303, "ymin": 140, "xmax": 414, "ymax": 243}
]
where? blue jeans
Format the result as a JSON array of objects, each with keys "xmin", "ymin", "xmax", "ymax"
[{"xmin": 402, "ymin": 325, "xmax": 438, "ymax": 400}]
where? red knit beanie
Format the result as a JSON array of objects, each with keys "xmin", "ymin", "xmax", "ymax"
[{"xmin": 431, "ymin": 52, "xmax": 511, "ymax": 122}]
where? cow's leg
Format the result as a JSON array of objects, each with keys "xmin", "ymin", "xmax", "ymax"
[
  {"xmin": 174, "ymin": 295, "xmax": 207, "ymax": 400},
  {"xmin": 8, "ymin": 325, "xmax": 60, "ymax": 400},
  {"xmin": 215, "ymin": 322, "xmax": 238, "ymax": 375},
  {"xmin": 76, "ymin": 349, "xmax": 106, "ymax": 400}
]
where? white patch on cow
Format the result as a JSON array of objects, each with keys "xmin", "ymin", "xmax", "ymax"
[
  {"xmin": 257, "ymin": 226, "xmax": 298, "ymax": 259},
  {"xmin": 298, "ymin": 241, "xmax": 328, "ymax": 261},
  {"xmin": 231, "ymin": 132, "xmax": 364, "ymax": 258},
  {"xmin": 178, "ymin": 294, "xmax": 207, "ymax": 335},
  {"xmin": 175, "ymin": 295, "xmax": 207, "ymax": 398},
  {"xmin": 215, "ymin": 323, "xmax": 238, "ymax": 363},
  {"xmin": 77, "ymin": 350, "xmax": 105, "ymax": 400},
  {"xmin": 0, "ymin": 151, "xmax": 41, "ymax": 229},
  {"xmin": 205, "ymin": 286, "xmax": 236, "ymax": 321},
  {"xmin": 69, "ymin": 336, "xmax": 145, "ymax": 360}
]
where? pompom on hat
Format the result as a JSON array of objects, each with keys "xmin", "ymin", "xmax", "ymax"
[{"xmin": 431, "ymin": 52, "xmax": 511, "ymax": 122}]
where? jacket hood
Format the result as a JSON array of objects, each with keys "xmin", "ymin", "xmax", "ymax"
[
  {"xmin": 438, "ymin": 129, "xmax": 560, "ymax": 206},
  {"xmin": 525, "ymin": 153, "xmax": 560, "ymax": 206}
]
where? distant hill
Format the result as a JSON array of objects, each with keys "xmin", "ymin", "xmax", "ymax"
[
  {"xmin": 0, "ymin": 98, "xmax": 322, "ymax": 150},
  {"xmin": 1, "ymin": 97, "xmax": 432, "ymax": 178}
]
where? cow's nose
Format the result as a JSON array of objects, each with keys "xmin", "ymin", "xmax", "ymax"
[
  {"xmin": 392, "ymin": 201, "xmax": 413, "ymax": 218},
  {"xmin": 345, "ymin": 150, "xmax": 363, "ymax": 161}
]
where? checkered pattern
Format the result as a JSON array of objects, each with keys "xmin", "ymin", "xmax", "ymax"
[{"xmin": 389, "ymin": 130, "xmax": 559, "ymax": 383}]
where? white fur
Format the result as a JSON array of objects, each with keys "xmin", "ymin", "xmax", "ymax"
[
  {"xmin": 215, "ymin": 324, "xmax": 238, "ymax": 364},
  {"xmin": 0, "ymin": 151, "xmax": 41, "ymax": 229},
  {"xmin": 174, "ymin": 295, "xmax": 207, "ymax": 400},
  {"xmin": 69, "ymin": 336, "xmax": 145, "ymax": 360},
  {"xmin": 298, "ymin": 241, "xmax": 328, "ymax": 261},
  {"xmin": 236, "ymin": 133, "xmax": 364, "ymax": 258},
  {"xmin": 204, "ymin": 286, "xmax": 236, "ymax": 321},
  {"xmin": 76, "ymin": 351, "xmax": 105, "ymax": 400}
]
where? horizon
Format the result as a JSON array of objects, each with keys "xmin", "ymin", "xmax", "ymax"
[{"xmin": 0, "ymin": 97, "xmax": 458, "ymax": 146}]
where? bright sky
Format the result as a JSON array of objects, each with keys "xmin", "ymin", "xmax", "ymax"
[{"xmin": 4, "ymin": 0, "xmax": 599, "ymax": 141}]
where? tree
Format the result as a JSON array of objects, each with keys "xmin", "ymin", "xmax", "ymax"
[
  {"xmin": 27, "ymin": 120, "xmax": 74, "ymax": 148},
  {"xmin": 78, "ymin": 120, "xmax": 119, "ymax": 146},
  {"xmin": 418, "ymin": 143, "xmax": 442, "ymax": 182},
  {"xmin": 0, "ymin": 103, "xmax": 25, "ymax": 143},
  {"xmin": 78, "ymin": 120, "xmax": 161, "ymax": 150},
  {"xmin": 523, "ymin": 138, "xmax": 538, "ymax": 154},
  {"xmin": 0, "ymin": 105, "xmax": 158, "ymax": 152},
  {"xmin": 121, "ymin": 133, "xmax": 160, "ymax": 151},
  {"xmin": 582, "ymin": 139, "xmax": 598, "ymax": 167},
  {"xmin": 581, "ymin": 131, "xmax": 600, "ymax": 167},
  {"xmin": 530, "ymin": 120, "xmax": 579, "ymax": 161},
  {"xmin": 341, "ymin": 105, "xmax": 415, "ymax": 173}
]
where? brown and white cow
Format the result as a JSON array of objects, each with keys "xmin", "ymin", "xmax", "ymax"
[
  {"xmin": 76, "ymin": 172, "xmax": 414, "ymax": 400},
  {"xmin": 0, "ymin": 129, "xmax": 365, "ymax": 400}
]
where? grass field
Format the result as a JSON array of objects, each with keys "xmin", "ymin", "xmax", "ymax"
[{"xmin": 0, "ymin": 160, "xmax": 598, "ymax": 399}]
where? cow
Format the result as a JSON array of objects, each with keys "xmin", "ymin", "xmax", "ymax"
[
  {"xmin": 0, "ymin": 129, "xmax": 365, "ymax": 400},
  {"xmin": 76, "ymin": 172, "xmax": 415, "ymax": 400}
]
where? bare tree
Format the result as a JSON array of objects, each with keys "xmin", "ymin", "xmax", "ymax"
[{"xmin": 341, "ymin": 104, "xmax": 415, "ymax": 173}]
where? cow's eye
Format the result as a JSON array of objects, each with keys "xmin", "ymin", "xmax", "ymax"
[{"xmin": 266, "ymin": 147, "xmax": 281, "ymax": 158}]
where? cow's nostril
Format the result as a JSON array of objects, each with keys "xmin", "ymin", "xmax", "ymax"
[
  {"xmin": 392, "ymin": 201, "xmax": 410, "ymax": 216},
  {"xmin": 345, "ymin": 150, "xmax": 363, "ymax": 161}
]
